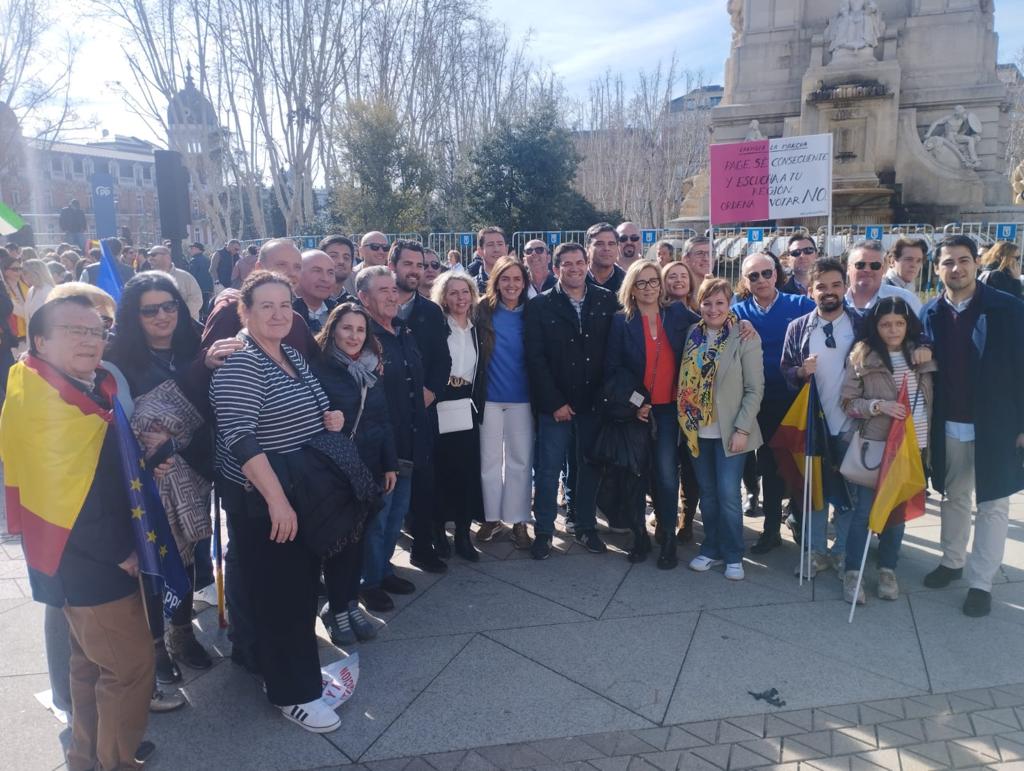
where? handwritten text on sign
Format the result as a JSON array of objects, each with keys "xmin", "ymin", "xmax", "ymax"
[{"xmin": 709, "ymin": 133, "xmax": 833, "ymax": 226}]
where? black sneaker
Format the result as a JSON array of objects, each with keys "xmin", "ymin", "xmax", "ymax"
[
  {"xmin": 319, "ymin": 604, "xmax": 356, "ymax": 646},
  {"xmin": 923, "ymin": 564, "xmax": 963, "ymax": 589},
  {"xmin": 411, "ymin": 552, "xmax": 448, "ymax": 574},
  {"xmin": 750, "ymin": 532, "xmax": 782, "ymax": 555},
  {"xmin": 359, "ymin": 587, "xmax": 395, "ymax": 613},
  {"xmin": 154, "ymin": 642, "xmax": 181, "ymax": 685},
  {"xmin": 574, "ymin": 529, "xmax": 608, "ymax": 554},
  {"xmin": 135, "ymin": 740, "xmax": 157, "ymax": 763},
  {"xmin": 743, "ymin": 494, "xmax": 762, "ymax": 518},
  {"xmin": 348, "ymin": 602, "xmax": 377, "ymax": 641},
  {"xmin": 530, "ymin": 534, "xmax": 552, "ymax": 560},
  {"xmin": 380, "ymin": 574, "xmax": 415, "ymax": 595},
  {"xmin": 963, "ymin": 588, "xmax": 992, "ymax": 617}
]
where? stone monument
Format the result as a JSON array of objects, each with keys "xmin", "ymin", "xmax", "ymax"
[{"xmin": 680, "ymin": 0, "xmax": 1016, "ymax": 225}]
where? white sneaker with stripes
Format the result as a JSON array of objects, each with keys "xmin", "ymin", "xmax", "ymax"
[{"xmin": 281, "ymin": 698, "xmax": 341, "ymax": 733}]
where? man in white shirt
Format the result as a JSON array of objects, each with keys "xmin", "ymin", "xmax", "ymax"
[
  {"xmin": 845, "ymin": 240, "xmax": 921, "ymax": 315},
  {"xmin": 145, "ymin": 246, "xmax": 204, "ymax": 320}
]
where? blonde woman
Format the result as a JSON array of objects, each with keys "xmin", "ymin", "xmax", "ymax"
[
  {"xmin": 678, "ymin": 278, "xmax": 764, "ymax": 581},
  {"xmin": 23, "ymin": 259, "xmax": 56, "ymax": 322},
  {"xmin": 662, "ymin": 260, "xmax": 699, "ymax": 312},
  {"xmin": 978, "ymin": 240, "xmax": 1022, "ymax": 299}
]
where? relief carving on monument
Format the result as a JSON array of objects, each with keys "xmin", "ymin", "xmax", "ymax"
[
  {"xmin": 922, "ymin": 105, "xmax": 983, "ymax": 170},
  {"xmin": 743, "ymin": 120, "xmax": 764, "ymax": 140},
  {"xmin": 825, "ymin": 0, "xmax": 885, "ymax": 64}
]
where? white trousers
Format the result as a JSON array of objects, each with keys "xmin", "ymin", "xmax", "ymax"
[
  {"xmin": 480, "ymin": 402, "xmax": 534, "ymax": 524},
  {"xmin": 939, "ymin": 435, "xmax": 1010, "ymax": 591}
]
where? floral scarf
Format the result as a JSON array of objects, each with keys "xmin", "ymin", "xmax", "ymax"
[{"xmin": 677, "ymin": 313, "xmax": 736, "ymax": 457}]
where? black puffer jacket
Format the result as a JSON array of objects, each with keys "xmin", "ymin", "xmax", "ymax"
[{"xmin": 312, "ymin": 355, "xmax": 398, "ymax": 479}]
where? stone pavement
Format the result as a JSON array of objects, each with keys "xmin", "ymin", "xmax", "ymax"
[{"xmin": 1, "ymin": 492, "xmax": 1023, "ymax": 771}]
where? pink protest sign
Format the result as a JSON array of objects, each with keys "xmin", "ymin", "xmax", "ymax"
[
  {"xmin": 709, "ymin": 140, "xmax": 770, "ymax": 226},
  {"xmin": 709, "ymin": 133, "xmax": 833, "ymax": 226}
]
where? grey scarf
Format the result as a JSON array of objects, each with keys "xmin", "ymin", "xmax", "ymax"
[{"xmin": 330, "ymin": 343, "xmax": 379, "ymax": 389}]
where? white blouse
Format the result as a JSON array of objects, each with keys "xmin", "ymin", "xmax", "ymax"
[{"xmin": 447, "ymin": 317, "xmax": 477, "ymax": 383}]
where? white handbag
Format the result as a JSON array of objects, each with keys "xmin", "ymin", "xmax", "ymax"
[
  {"xmin": 436, "ymin": 398, "xmax": 474, "ymax": 434},
  {"xmin": 840, "ymin": 430, "xmax": 886, "ymax": 487}
]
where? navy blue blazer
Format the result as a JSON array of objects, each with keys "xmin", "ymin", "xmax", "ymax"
[{"xmin": 604, "ymin": 302, "xmax": 698, "ymax": 401}]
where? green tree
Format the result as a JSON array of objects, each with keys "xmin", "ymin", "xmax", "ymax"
[{"xmin": 459, "ymin": 99, "xmax": 617, "ymax": 234}]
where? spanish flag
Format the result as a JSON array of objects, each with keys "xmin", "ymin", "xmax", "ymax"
[
  {"xmin": 868, "ymin": 378, "xmax": 926, "ymax": 533},
  {"xmin": 0, "ymin": 355, "xmax": 115, "ymax": 575},
  {"xmin": 769, "ymin": 378, "xmax": 850, "ymax": 511}
]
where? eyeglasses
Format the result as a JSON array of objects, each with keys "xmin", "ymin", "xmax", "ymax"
[
  {"xmin": 365, "ymin": 243, "xmax": 388, "ymax": 252},
  {"xmin": 99, "ymin": 315, "xmax": 114, "ymax": 330},
  {"xmin": 822, "ymin": 321, "xmax": 836, "ymax": 349},
  {"xmin": 523, "ymin": 247, "xmax": 547, "ymax": 255},
  {"xmin": 618, "ymin": 235, "xmax": 640, "ymax": 243},
  {"xmin": 853, "ymin": 261, "xmax": 883, "ymax": 271},
  {"xmin": 634, "ymin": 277, "xmax": 661, "ymax": 290},
  {"xmin": 425, "ymin": 261, "xmax": 441, "ymax": 270},
  {"xmin": 789, "ymin": 246, "xmax": 817, "ymax": 257},
  {"xmin": 139, "ymin": 300, "xmax": 180, "ymax": 317},
  {"xmin": 746, "ymin": 269, "xmax": 775, "ymax": 282},
  {"xmin": 54, "ymin": 324, "xmax": 108, "ymax": 341}
]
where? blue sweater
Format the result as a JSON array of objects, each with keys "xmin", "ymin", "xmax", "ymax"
[
  {"xmin": 732, "ymin": 291, "xmax": 815, "ymax": 399},
  {"xmin": 487, "ymin": 305, "xmax": 530, "ymax": 403}
]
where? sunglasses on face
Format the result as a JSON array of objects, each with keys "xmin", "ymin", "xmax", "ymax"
[
  {"xmin": 425, "ymin": 261, "xmax": 441, "ymax": 270},
  {"xmin": 746, "ymin": 269, "xmax": 775, "ymax": 282},
  {"xmin": 365, "ymin": 243, "xmax": 388, "ymax": 252},
  {"xmin": 788, "ymin": 246, "xmax": 817, "ymax": 257},
  {"xmin": 523, "ymin": 247, "xmax": 547, "ymax": 255},
  {"xmin": 854, "ymin": 261, "xmax": 883, "ymax": 271},
  {"xmin": 139, "ymin": 300, "xmax": 180, "ymax": 317},
  {"xmin": 618, "ymin": 235, "xmax": 640, "ymax": 243},
  {"xmin": 634, "ymin": 277, "xmax": 661, "ymax": 290}
]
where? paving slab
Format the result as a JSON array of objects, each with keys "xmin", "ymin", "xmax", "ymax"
[{"xmin": 0, "ymin": 672, "xmax": 66, "ymax": 771}]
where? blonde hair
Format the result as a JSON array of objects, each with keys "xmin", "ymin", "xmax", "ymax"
[
  {"xmin": 48, "ymin": 281, "xmax": 117, "ymax": 320},
  {"xmin": 980, "ymin": 240, "xmax": 1021, "ymax": 279},
  {"xmin": 695, "ymin": 276, "xmax": 733, "ymax": 307},
  {"xmin": 618, "ymin": 259, "xmax": 666, "ymax": 319},
  {"xmin": 431, "ymin": 270, "xmax": 479, "ymax": 314},
  {"xmin": 22, "ymin": 259, "xmax": 56, "ymax": 289},
  {"xmin": 661, "ymin": 260, "xmax": 698, "ymax": 311}
]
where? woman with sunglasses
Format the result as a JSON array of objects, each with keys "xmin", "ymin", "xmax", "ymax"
[
  {"xmin": 839, "ymin": 297, "xmax": 935, "ymax": 604},
  {"xmin": 105, "ymin": 272, "xmax": 215, "ymax": 686},
  {"xmin": 418, "ymin": 248, "xmax": 447, "ymax": 299},
  {"xmin": 606, "ymin": 260, "xmax": 698, "ymax": 567}
]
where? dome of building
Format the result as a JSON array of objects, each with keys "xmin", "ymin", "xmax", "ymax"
[{"xmin": 167, "ymin": 64, "xmax": 218, "ymax": 127}]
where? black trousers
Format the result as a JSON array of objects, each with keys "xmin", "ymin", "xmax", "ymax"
[
  {"xmin": 231, "ymin": 487, "xmax": 322, "ymax": 707},
  {"xmin": 433, "ymin": 408, "xmax": 483, "ymax": 531},
  {"xmin": 679, "ymin": 449, "xmax": 699, "ymax": 529},
  {"xmin": 748, "ymin": 397, "xmax": 794, "ymax": 538},
  {"xmin": 324, "ymin": 538, "xmax": 362, "ymax": 612}
]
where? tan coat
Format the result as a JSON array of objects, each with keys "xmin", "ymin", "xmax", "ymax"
[
  {"xmin": 840, "ymin": 343, "xmax": 936, "ymax": 442},
  {"xmin": 682, "ymin": 322, "xmax": 765, "ymax": 456}
]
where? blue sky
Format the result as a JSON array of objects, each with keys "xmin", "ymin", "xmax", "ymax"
[{"xmin": 60, "ymin": 0, "xmax": 1024, "ymax": 143}]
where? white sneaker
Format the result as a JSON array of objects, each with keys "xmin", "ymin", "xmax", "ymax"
[
  {"xmin": 724, "ymin": 563, "xmax": 745, "ymax": 581},
  {"xmin": 281, "ymin": 698, "xmax": 341, "ymax": 733},
  {"xmin": 689, "ymin": 555, "xmax": 723, "ymax": 572}
]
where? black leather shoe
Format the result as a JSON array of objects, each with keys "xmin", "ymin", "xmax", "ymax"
[
  {"xmin": 574, "ymin": 529, "xmax": 608, "ymax": 554},
  {"xmin": 657, "ymin": 538, "xmax": 679, "ymax": 570},
  {"xmin": 628, "ymin": 532, "xmax": 652, "ymax": 563},
  {"xmin": 135, "ymin": 740, "xmax": 157, "ymax": 763},
  {"xmin": 410, "ymin": 552, "xmax": 448, "ymax": 574},
  {"xmin": 434, "ymin": 524, "xmax": 452, "ymax": 559},
  {"xmin": 923, "ymin": 564, "xmax": 963, "ymax": 589},
  {"xmin": 750, "ymin": 532, "xmax": 782, "ymax": 555},
  {"xmin": 454, "ymin": 529, "xmax": 480, "ymax": 562},
  {"xmin": 380, "ymin": 574, "xmax": 415, "ymax": 595},
  {"xmin": 154, "ymin": 642, "xmax": 181, "ymax": 685},
  {"xmin": 530, "ymin": 534, "xmax": 552, "ymax": 560},
  {"xmin": 963, "ymin": 588, "xmax": 992, "ymax": 617},
  {"xmin": 654, "ymin": 524, "xmax": 666, "ymax": 546},
  {"xmin": 676, "ymin": 524, "xmax": 693, "ymax": 544},
  {"xmin": 360, "ymin": 587, "xmax": 395, "ymax": 612}
]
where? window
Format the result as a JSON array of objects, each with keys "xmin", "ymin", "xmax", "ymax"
[
  {"xmin": 142, "ymin": 165, "xmax": 152, "ymax": 183},
  {"xmin": 11, "ymin": 190, "xmax": 20, "ymax": 206},
  {"xmin": 119, "ymin": 162, "xmax": 134, "ymax": 181},
  {"xmin": 136, "ymin": 194, "xmax": 143, "ymax": 213},
  {"xmin": 72, "ymin": 157, "xmax": 85, "ymax": 177},
  {"xmin": 50, "ymin": 156, "xmax": 65, "ymax": 178}
]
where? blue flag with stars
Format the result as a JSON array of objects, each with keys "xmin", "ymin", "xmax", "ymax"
[
  {"xmin": 111, "ymin": 399, "xmax": 190, "ymax": 617},
  {"xmin": 97, "ymin": 238, "xmax": 124, "ymax": 304}
]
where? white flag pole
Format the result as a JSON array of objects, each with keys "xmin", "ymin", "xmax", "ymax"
[
  {"xmin": 800, "ymin": 453, "xmax": 811, "ymax": 587},
  {"xmin": 848, "ymin": 532, "xmax": 871, "ymax": 623}
]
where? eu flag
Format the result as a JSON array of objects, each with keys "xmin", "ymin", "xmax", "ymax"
[
  {"xmin": 111, "ymin": 399, "xmax": 190, "ymax": 617},
  {"xmin": 97, "ymin": 239, "xmax": 124, "ymax": 304}
]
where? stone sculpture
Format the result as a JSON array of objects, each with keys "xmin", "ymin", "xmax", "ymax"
[
  {"xmin": 825, "ymin": 0, "xmax": 884, "ymax": 63},
  {"xmin": 923, "ymin": 105, "xmax": 983, "ymax": 169},
  {"xmin": 743, "ymin": 120, "xmax": 765, "ymax": 141}
]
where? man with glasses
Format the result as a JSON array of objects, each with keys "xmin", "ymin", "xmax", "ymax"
[
  {"xmin": 349, "ymin": 231, "xmax": 390, "ymax": 294},
  {"xmin": 616, "ymin": 222, "xmax": 643, "ymax": 270},
  {"xmin": 845, "ymin": 239, "xmax": 921, "ymax": 315},
  {"xmin": 585, "ymin": 222, "xmax": 626, "ymax": 294},
  {"xmin": 523, "ymin": 239, "xmax": 556, "ymax": 299},
  {"xmin": 781, "ymin": 258, "xmax": 863, "ymax": 576},
  {"xmin": 145, "ymin": 245, "xmax": 204, "ymax": 321},
  {"xmin": 732, "ymin": 253, "xmax": 814, "ymax": 554},
  {"xmin": 467, "ymin": 226, "xmax": 507, "ymax": 293},
  {"xmin": 782, "ymin": 234, "xmax": 818, "ymax": 295},
  {"xmin": 682, "ymin": 236, "xmax": 714, "ymax": 281}
]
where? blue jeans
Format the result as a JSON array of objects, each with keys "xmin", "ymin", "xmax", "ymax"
[
  {"xmin": 535, "ymin": 412, "xmax": 599, "ymax": 535},
  {"xmin": 650, "ymin": 405, "xmax": 680, "ymax": 532},
  {"xmin": 691, "ymin": 438, "xmax": 747, "ymax": 564},
  {"xmin": 361, "ymin": 475, "xmax": 412, "ymax": 588},
  {"xmin": 807, "ymin": 435, "xmax": 852, "ymax": 556},
  {"xmin": 844, "ymin": 482, "xmax": 905, "ymax": 572}
]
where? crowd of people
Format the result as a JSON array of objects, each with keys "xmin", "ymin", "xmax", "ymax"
[{"xmin": 1, "ymin": 220, "xmax": 1023, "ymax": 770}]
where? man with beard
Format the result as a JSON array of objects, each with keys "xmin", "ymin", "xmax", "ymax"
[
  {"xmin": 390, "ymin": 239, "xmax": 452, "ymax": 572},
  {"xmin": 616, "ymin": 222, "xmax": 643, "ymax": 270}
]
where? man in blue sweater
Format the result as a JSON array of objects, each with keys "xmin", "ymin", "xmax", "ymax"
[{"xmin": 732, "ymin": 252, "xmax": 815, "ymax": 553}]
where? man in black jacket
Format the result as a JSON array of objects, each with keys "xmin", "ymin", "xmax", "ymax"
[
  {"xmin": 390, "ymin": 239, "xmax": 452, "ymax": 571},
  {"xmin": 59, "ymin": 198, "xmax": 87, "ymax": 251},
  {"xmin": 525, "ymin": 241, "xmax": 619, "ymax": 559}
]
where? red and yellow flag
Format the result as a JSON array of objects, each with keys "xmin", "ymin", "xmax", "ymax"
[
  {"xmin": 868, "ymin": 378, "xmax": 926, "ymax": 533},
  {"xmin": 0, "ymin": 355, "xmax": 115, "ymax": 574},
  {"xmin": 769, "ymin": 381, "xmax": 826, "ymax": 511}
]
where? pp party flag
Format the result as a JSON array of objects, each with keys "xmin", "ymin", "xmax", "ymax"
[
  {"xmin": 97, "ymin": 238, "xmax": 124, "ymax": 303},
  {"xmin": 769, "ymin": 378, "xmax": 850, "ymax": 511},
  {"xmin": 0, "ymin": 355, "xmax": 116, "ymax": 574},
  {"xmin": 111, "ymin": 398, "xmax": 190, "ymax": 618},
  {"xmin": 868, "ymin": 377, "xmax": 926, "ymax": 534},
  {"xmin": 0, "ymin": 201, "xmax": 25, "ymax": 236}
]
